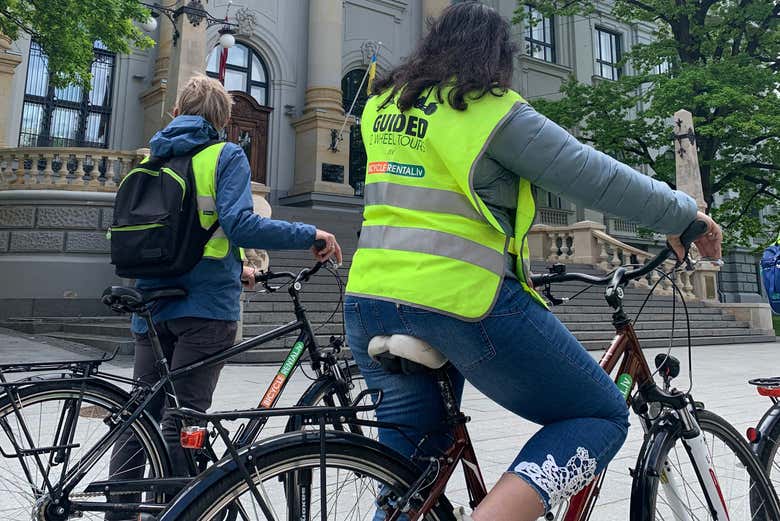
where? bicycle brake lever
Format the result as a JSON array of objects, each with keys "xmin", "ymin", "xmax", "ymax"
[{"xmin": 543, "ymin": 285, "xmax": 568, "ymax": 306}]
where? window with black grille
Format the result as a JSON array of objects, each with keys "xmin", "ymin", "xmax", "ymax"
[
  {"xmin": 594, "ymin": 28, "xmax": 622, "ymax": 80},
  {"xmin": 525, "ymin": 5, "xmax": 556, "ymax": 63},
  {"xmin": 20, "ymin": 41, "xmax": 115, "ymax": 148}
]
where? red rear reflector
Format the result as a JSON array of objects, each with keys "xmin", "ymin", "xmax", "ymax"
[
  {"xmin": 746, "ymin": 427, "xmax": 761, "ymax": 443},
  {"xmin": 757, "ymin": 387, "xmax": 780, "ymax": 397},
  {"xmin": 180, "ymin": 426, "xmax": 207, "ymax": 449}
]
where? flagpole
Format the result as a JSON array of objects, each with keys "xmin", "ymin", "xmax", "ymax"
[{"xmin": 332, "ymin": 41, "xmax": 382, "ymax": 151}]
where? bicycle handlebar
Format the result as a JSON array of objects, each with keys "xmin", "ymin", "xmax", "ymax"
[
  {"xmin": 530, "ymin": 219, "xmax": 710, "ymax": 288},
  {"xmin": 253, "ymin": 239, "xmax": 331, "ymax": 285}
]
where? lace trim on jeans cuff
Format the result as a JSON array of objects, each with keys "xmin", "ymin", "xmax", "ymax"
[{"xmin": 513, "ymin": 447, "xmax": 597, "ymax": 509}]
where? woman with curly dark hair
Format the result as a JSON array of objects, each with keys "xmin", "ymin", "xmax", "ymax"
[{"xmin": 344, "ymin": 3, "xmax": 722, "ymax": 520}]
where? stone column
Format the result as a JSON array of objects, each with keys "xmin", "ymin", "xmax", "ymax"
[
  {"xmin": 163, "ymin": 1, "xmax": 208, "ymax": 124},
  {"xmin": 674, "ymin": 108, "xmax": 720, "ymax": 298},
  {"xmin": 0, "ymin": 34, "xmax": 23, "ymax": 147},
  {"xmin": 140, "ymin": 0, "xmax": 176, "ymax": 141},
  {"xmin": 290, "ymin": 0, "xmax": 354, "ymax": 198},
  {"xmin": 674, "ymin": 109, "xmax": 707, "ymax": 213},
  {"xmin": 422, "ymin": 0, "xmax": 449, "ymax": 31}
]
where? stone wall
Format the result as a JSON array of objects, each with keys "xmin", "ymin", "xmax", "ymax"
[
  {"xmin": 719, "ymin": 248, "xmax": 764, "ymax": 303},
  {"xmin": 0, "ymin": 190, "xmax": 120, "ymax": 316}
]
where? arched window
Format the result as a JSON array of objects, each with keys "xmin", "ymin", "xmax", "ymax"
[
  {"xmin": 206, "ymin": 42, "xmax": 269, "ymax": 106},
  {"xmin": 20, "ymin": 41, "xmax": 115, "ymax": 148}
]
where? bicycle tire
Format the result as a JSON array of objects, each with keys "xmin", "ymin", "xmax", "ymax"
[
  {"xmin": 756, "ymin": 405, "xmax": 780, "ymax": 494},
  {"xmin": 0, "ymin": 378, "xmax": 170, "ymax": 520},
  {"xmin": 161, "ymin": 430, "xmax": 457, "ymax": 521},
  {"xmin": 631, "ymin": 408, "xmax": 780, "ymax": 521}
]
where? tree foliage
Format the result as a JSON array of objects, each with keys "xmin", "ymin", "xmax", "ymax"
[
  {"xmin": 0, "ymin": 0, "xmax": 153, "ymax": 88},
  {"xmin": 517, "ymin": 0, "xmax": 780, "ymax": 246}
]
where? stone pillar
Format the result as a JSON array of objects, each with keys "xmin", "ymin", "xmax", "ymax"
[
  {"xmin": 0, "ymin": 34, "xmax": 23, "ymax": 147},
  {"xmin": 674, "ymin": 109, "xmax": 720, "ymax": 297},
  {"xmin": 290, "ymin": 0, "xmax": 354, "ymax": 198},
  {"xmin": 674, "ymin": 109, "xmax": 707, "ymax": 213},
  {"xmin": 422, "ymin": 0, "xmax": 449, "ymax": 31},
  {"xmin": 163, "ymin": 1, "xmax": 208, "ymax": 124},
  {"xmin": 140, "ymin": 0, "xmax": 176, "ymax": 142}
]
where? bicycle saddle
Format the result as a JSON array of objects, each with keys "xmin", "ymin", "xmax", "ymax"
[
  {"xmin": 368, "ymin": 335, "xmax": 448, "ymax": 374},
  {"xmin": 101, "ymin": 286, "xmax": 187, "ymax": 313}
]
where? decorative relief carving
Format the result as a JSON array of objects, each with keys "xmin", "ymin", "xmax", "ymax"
[
  {"xmin": 234, "ymin": 7, "xmax": 257, "ymax": 35},
  {"xmin": 360, "ymin": 40, "xmax": 379, "ymax": 66}
]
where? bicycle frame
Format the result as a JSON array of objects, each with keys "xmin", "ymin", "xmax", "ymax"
[
  {"xmin": 0, "ymin": 282, "xmax": 352, "ymax": 517},
  {"xmin": 391, "ymin": 300, "xmax": 732, "ymax": 521}
]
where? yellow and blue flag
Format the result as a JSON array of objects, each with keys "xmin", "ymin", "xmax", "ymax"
[{"xmin": 366, "ymin": 52, "xmax": 377, "ymax": 95}]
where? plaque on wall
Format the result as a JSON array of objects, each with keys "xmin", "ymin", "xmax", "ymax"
[{"xmin": 321, "ymin": 163, "xmax": 345, "ymax": 183}]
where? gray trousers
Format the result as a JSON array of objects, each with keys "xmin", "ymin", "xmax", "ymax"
[{"xmin": 107, "ymin": 317, "xmax": 237, "ymax": 518}]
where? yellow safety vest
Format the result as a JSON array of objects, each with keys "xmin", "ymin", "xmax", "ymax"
[{"xmin": 346, "ymin": 86, "xmax": 545, "ymax": 320}]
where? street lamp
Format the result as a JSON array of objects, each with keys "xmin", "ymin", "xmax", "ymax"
[{"xmin": 140, "ymin": 0, "xmax": 238, "ymax": 47}]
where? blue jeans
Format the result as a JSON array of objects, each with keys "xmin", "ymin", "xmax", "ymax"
[{"xmin": 344, "ymin": 279, "xmax": 629, "ymax": 513}]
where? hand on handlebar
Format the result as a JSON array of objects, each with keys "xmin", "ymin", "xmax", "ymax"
[
  {"xmin": 313, "ymin": 229, "xmax": 343, "ymax": 265},
  {"xmin": 241, "ymin": 264, "xmax": 256, "ymax": 290},
  {"xmin": 666, "ymin": 211, "xmax": 722, "ymax": 263}
]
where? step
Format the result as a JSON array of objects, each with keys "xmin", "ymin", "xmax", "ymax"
[
  {"xmin": 3, "ymin": 315, "xmax": 127, "ymax": 324},
  {"xmin": 554, "ymin": 312, "xmax": 728, "ymax": 323},
  {"xmin": 565, "ymin": 319, "xmax": 745, "ymax": 332},
  {"xmin": 243, "ymin": 323, "xmax": 343, "ymax": 337},
  {"xmin": 580, "ymin": 334, "xmax": 776, "ymax": 351},
  {"xmin": 42, "ymin": 332, "xmax": 135, "ymax": 355},
  {"xmin": 63, "ymin": 323, "xmax": 132, "ymax": 338},
  {"xmin": 573, "ymin": 328, "xmax": 764, "ymax": 342}
]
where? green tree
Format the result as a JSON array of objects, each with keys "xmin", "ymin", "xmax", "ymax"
[
  {"xmin": 517, "ymin": 0, "xmax": 780, "ymax": 246},
  {"xmin": 0, "ymin": 0, "xmax": 153, "ymax": 88}
]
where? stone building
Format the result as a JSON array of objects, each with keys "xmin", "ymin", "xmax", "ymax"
[{"xmin": 0, "ymin": 0, "xmax": 766, "ymax": 318}]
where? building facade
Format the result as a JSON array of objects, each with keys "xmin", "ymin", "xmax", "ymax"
[{"xmin": 0, "ymin": 0, "xmax": 765, "ymax": 310}]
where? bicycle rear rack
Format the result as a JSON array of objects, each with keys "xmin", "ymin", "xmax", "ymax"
[{"xmin": 0, "ymin": 348, "xmax": 117, "ymax": 375}]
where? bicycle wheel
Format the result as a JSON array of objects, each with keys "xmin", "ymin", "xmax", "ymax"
[
  {"xmin": 631, "ymin": 408, "xmax": 780, "ymax": 521},
  {"xmin": 162, "ymin": 430, "xmax": 456, "ymax": 521},
  {"xmin": 756, "ymin": 409, "xmax": 780, "ymax": 495},
  {"xmin": 0, "ymin": 379, "xmax": 170, "ymax": 520}
]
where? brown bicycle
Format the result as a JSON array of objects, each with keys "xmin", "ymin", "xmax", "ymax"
[{"xmin": 157, "ymin": 221, "xmax": 780, "ymax": 521}]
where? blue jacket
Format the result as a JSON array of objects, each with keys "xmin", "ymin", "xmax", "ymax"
[{"xmin": 131, "ymin": 116, "xmax": 316, "ymax": 333}]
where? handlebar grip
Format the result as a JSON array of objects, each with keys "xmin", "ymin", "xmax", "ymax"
[
  {"xmin": 679, "ymin": 219, "xmax": 709, "ymax": 248},
  {"xmin": 313, "ymin": 238, "xmax": 327, "ymax": 251}
]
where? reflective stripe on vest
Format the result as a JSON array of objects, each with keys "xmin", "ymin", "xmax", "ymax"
[
  {"xmin": 191, "ymin": 143, "xmax": 231, "ymax": 259},
  {"xmin": 346, "ymin": 86, "xmax": 546, "ymax": 319}
]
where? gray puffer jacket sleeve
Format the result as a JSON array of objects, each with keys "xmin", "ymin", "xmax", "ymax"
[{"xmin": 486, "ymin": 103, "xmax": 698, "ymax": 235}]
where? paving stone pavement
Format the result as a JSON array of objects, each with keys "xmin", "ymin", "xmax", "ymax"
[{"xmin": 1, "ymin": 328, "xmax": 778, "ymax": 519}]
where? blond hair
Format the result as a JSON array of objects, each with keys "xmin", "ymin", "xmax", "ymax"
[{"xmin": 174, "ymin": 74, "xmax": 233, "ymax": 129}]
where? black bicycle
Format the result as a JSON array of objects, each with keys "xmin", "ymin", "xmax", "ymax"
[
  {"xmin": 154, "ymin": 222, "xmax": 780, "ymax": 521},
  {"xmin": 0, "ymin": 250, "xmax": 366, "ymax": 520}
]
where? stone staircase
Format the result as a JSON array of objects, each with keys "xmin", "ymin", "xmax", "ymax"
[{"xmin": 3, "ymin": 209, "xmax": 774, "ymax": 362}]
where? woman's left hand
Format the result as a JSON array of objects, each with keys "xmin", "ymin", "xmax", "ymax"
[
  {"xmin": 241, "ymin": 265, "xmax": 256, "ymax": 290},
  {"xmin": 667, "ymin": 211, "xmax": 723, "ymax": 262}
]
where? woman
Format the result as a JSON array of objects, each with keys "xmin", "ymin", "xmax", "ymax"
[{"xmin": 344, "ymin": 3, "xmax": 722, "ymax": 521}]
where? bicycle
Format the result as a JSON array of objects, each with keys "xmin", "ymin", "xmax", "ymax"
[
  {"xmin": 155, "ymin": 220, "xmax": 780, "ymax": 521},
  {"xmin": 748, "ymin": 377, "xmax": 780, "ymax": 495},
  {"xmin": 0, "ymin": 250, "xmax": 368, "ymax": 520}
]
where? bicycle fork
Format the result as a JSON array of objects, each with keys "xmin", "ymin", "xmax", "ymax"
[{"xmin": 660, "ymin": 406, "xmax": 730, "ymax": 521}]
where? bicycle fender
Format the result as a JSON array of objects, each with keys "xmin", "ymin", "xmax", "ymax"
[
  {"xmin": 753, "ymin": 402, "xmax": 780, "ymax": 458},
  {"xmin": 630, "ymin": 415, "xmax": 682, "ymax": 521},
  {"xmin": 158, "ymin": 430, "xmax": 416, "ymax": 520}
]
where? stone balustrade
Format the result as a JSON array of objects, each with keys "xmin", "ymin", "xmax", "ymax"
[
  {"xmin": 527, "ymin": 220, "xmax": 718, "ymax": 302},
  {"xmin": 0, "ymin": 147, "xmax": 147, "ymax": 192}
]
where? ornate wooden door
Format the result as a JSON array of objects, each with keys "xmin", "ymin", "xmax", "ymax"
[{"xmin": 225, "ymin": 91, "xmax": 272, "ymax": 184}]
